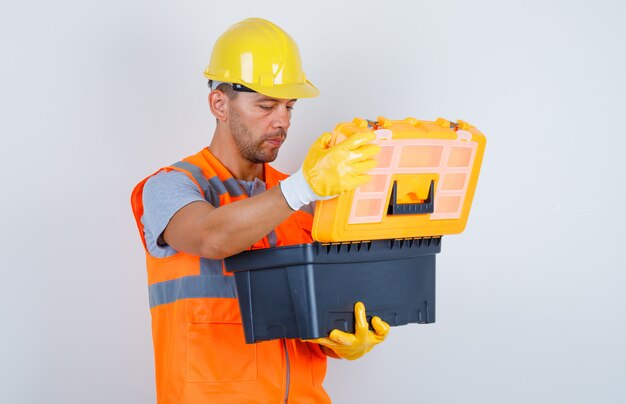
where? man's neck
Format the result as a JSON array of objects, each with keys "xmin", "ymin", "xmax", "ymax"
[{"xmin": 208, "ymin": 133, "xmax": 264, "ymax": 182}]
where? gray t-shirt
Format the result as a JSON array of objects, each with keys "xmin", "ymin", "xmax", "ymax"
[
  {"xmin": 141, "ymin": 170, "xmax": 313, "ymax": 258},
  {"xmin": 141, "ymin": 170, "xmax": 206, "ymax": 258}
]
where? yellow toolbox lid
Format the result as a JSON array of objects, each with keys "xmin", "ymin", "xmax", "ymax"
[{"xmin": 311, "ymin": 117, "xmax": 486, "ymax": 242}]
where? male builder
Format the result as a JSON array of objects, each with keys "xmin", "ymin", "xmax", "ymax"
[{"xmin": 131, "ymin": 18, "xmax": 390, "ymax": 403}]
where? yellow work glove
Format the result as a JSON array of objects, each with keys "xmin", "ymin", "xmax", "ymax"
[
  {"xmin": 308, "ymin": 302, "xmax": 390, "ymax": 360},
  {"xmin": 303, "ymin": 131, "xmax": 380, "ymax": 196},
  {"xmin": 280, "ymin": 131, "xmax": 380, "ymax": 210}
]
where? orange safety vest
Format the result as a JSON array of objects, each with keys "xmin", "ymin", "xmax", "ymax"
[{"xmin": 131, "ymin": 148, "xmax": 330, "ymax": 404}]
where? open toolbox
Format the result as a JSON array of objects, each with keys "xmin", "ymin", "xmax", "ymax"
[{"xmin": 224, "ymin": 117, "xmax": 486, "ymax": 343}]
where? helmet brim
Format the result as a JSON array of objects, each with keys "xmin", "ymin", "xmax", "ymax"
[{"xmin": 205, "ymin": 73, "xmax": 319, "ymax": 99}]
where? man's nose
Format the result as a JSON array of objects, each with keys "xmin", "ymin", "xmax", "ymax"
[{"xmin": 272, "ymin": 106, "xmax": 291, "ymax": 129}]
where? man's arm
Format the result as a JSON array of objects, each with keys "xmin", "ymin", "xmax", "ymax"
[
  {"xmin": 163, "ymin": 185, "xmax": 292, "ymax": 259},
  {"xmin": 164, "ymin": 130, "xmax": 380, "ymax": 260}
]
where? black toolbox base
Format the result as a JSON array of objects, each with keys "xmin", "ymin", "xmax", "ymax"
[{"xmin": 225, "ymin": 238, "xmax": 439, "ymax": 343}]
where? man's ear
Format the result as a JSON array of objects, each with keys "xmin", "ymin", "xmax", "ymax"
[{"xmin": 209, "ymin": 90, "xmax": 228, "ymax": 121}]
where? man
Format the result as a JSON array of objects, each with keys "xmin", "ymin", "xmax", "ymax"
[{"xmin": 131, "ymin": 18, "xmax": 390, "ymax": 403}]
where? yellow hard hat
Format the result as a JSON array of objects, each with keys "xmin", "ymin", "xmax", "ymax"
[{"xmin": 204, "ymin": 18, "xmax": 319, "ymax": 99}]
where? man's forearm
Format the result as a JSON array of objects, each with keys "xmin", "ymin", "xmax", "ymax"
[
  {"xmin": 201, "ymin": 186, "xmax": 295, "ymax": 257},
  {"xmin": 164, "ymin": 185, "xmax": 296, "ymax": 259}
]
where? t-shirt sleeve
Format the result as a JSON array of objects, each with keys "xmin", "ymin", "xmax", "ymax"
[{"xmin": 141, "ymin": 170, "xmax": 208, "ymax": 258}]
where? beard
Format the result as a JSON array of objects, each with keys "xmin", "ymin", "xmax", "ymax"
[{"xmin": 229, "ymin": 108, "xmax": 286, "ymax": 164}]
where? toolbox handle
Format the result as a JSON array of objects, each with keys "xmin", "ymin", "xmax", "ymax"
[{"xmin": 387, "ymin": 180, "xmax": 435, "ymax": 215}]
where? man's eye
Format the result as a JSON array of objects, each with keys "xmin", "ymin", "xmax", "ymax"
[
  {"xmin": 287, "ymin": 105, "xmax": 295, "ymax": 111},
  {"xmin": 259, "ymin": 105, "xmax": 274, "ymax": 110}
]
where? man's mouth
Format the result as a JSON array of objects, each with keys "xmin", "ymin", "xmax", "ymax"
[{"xmin": 264, "ymin": 136, "xmax": 285, "ymax": 147}]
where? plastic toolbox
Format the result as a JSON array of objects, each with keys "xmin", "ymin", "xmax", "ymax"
[
  {"xmin": 224, "ymin": 237, "xmax": 440, "ymax": 343},
  {"xmin": 225, "ymin": 117, "xmax": 485, "ymax": 343}
]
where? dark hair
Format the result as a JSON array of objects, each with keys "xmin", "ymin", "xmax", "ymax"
[{"xmin": 208, "ymin": 81, "xmax": 238, "ymax": 100}]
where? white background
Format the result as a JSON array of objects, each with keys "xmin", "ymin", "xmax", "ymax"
[{"xmin": 2, "ymin": 1, "xmax": 625, "ymax": 403}]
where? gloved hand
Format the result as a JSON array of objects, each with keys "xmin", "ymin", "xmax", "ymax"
[
  {"xmin": 280, "ymin": 131, "xmax": 380, "ymax": 210},
  {"xmin": 308, "ymin": 302, "xmax": 390, "ymax": 360}
]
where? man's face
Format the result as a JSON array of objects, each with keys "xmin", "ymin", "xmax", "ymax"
[{"xmin": 227, "ymin": 92, "xmax": 296, "ymax": 164}]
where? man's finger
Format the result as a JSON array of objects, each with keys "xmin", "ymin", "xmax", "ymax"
[
  {"xmin": 371, "ymin": 316, "xmax": 391, "ymax": 338},
  {"xmin": 339, "ymin": 131, "xmax": 376, "ymax": 150}
]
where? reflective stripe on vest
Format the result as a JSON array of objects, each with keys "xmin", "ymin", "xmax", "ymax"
[
  {"xmin": 149, "ymin": 273, "xmax": 237, "ymax": 308},
  {"xmin": 172, "ymin": 161, "xmax": 245, "ymax": 198},
  {"xmin": 171, "ymin": 161, "xmax": 221, "ymax": 206}
]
